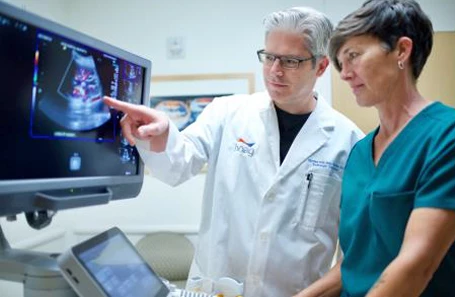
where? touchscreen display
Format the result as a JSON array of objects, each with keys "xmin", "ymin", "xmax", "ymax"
[{"xmin": 74, "ymin": 229, "xmax": 169, "ymax": 297}]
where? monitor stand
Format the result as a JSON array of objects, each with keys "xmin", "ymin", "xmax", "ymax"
[{"xmin": 0, "ymin": 224, "xmax": 77, "ymax": 297}]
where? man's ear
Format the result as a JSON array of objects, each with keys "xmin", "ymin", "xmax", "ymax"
[
  {"xmin": 396, "ymin": 36, "xmax": 413, "ymax": 63},
  {"xmin": 316, "ymin": 56, "xmax": 330, "ymax": 77}
]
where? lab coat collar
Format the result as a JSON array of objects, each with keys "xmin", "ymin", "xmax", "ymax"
[{"xmin": 260, "ymin": 92, "xmax": 335, "ymax": 180}]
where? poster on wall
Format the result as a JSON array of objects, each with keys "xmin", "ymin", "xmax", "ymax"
[
  {"xmin": 149, "ymin": 73, "xmax": 255, "ymax": 131},
  {"xmin": 150, "ymin": 94, "xmax": 231, "ymax": 130}
]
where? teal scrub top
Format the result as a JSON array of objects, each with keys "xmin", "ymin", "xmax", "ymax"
[{"xmin": 339, "ymin": 102, "xmax": 455, "ymax": 297}]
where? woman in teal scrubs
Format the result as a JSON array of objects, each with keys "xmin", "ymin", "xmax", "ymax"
[{"xmin": 294, "ymin": 0, "xmax": 455, "ymax": 296}]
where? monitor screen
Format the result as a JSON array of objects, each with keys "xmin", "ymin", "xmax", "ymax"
[{"xmin": 0, "ymin": 2, "xmax": 151, "ymax": 217}]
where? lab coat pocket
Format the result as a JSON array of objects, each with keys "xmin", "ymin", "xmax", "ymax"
[{"xmin": 297, "ymin": 171, "xmax": 340, "ymax": 230}]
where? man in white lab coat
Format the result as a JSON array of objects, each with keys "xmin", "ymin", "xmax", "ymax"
[{"xmin": 104, "ymin": 7, "xmax": 364, "ymax": 297}]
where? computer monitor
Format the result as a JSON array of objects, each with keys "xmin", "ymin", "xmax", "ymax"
[{"xmin": 0, "ymin": 2, "xmax": 151, "ymax": 221}]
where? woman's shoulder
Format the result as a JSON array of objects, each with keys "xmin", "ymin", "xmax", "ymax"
[
  {"xmin": 419, "ymin": 102, "xmax": 455, "ymax": 148},
  {"xmin": 422, "ymin": 101, "xmax": 455, "ymax": 125}
]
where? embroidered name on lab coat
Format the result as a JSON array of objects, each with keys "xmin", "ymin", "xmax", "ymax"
[{"xmin": 308, "ymin": 158, "xmax": 344, "ymax": 172}]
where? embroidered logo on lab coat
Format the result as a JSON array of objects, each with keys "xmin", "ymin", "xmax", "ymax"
[{"xmin": 234, "ymin": 138, "xmax": 257, "ymax": 157}]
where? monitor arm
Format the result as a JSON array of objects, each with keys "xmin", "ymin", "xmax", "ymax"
[{"xmin": 0, "ymin": 223, "xmax": 77, "ymax": 297}]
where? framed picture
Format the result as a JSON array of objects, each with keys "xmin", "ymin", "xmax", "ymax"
[{"xmin": 149, "ymin": 73, "xmax": 255, "ymax": 130}]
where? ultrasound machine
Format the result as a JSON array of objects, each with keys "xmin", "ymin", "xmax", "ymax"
[{"xmin": 0, "ymin": 2, "xmax": 213, "ymax": 296}]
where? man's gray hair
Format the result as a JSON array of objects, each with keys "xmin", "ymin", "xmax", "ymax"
[{"xmin": 263, "ymin": 7, "xmax": 333, "ymax": 57}]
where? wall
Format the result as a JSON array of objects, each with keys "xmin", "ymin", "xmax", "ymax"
[
  {"xmin": 60, "ymin": 0, "xmax": 331, "ymax": 90},
  {"xmin": 2, "ymin": 0, "xmax": 68, "ymax": 23},
  {"xmin": 1, "ymin": 0, "xmax": 454, "ymax": 295}
]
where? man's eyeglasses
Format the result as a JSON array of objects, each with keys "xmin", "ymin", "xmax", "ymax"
[{"xmin": 256, "ymin": 49, "xmax": 316, "ymax": 69}]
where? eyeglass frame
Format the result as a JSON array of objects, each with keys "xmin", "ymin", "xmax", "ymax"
[{"xmin": 256, "ymin": 49, "xmax": 318, "ymax": 69}]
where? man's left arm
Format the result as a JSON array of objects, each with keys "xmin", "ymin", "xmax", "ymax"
[{"xmin": 366, "ymin": 207, "xmax": 455, "ymax": 297}]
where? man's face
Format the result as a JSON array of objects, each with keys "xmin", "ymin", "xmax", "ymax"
[{"xmin": 263, "ymin": 30, "xmax": 328, "ymax": 114}]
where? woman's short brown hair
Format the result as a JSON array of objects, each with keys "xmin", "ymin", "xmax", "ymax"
[{"xmin": 329, "ymin": 0, "xmax": 433, "ymax": 80}]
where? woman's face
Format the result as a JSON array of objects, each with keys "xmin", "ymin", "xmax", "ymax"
[{"xmin": 336, "ymin": 35, "xmax": 401, "ymax": 107}]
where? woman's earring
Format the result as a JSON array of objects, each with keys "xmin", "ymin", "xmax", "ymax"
[{"xmin": 398, "ymin": 61, "xmax": 404, "ymax": 70}]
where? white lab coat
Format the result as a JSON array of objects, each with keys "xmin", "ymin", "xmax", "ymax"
[{"xmin": 137, "ymin": 92, "xmax": 364, "ymax": 297}]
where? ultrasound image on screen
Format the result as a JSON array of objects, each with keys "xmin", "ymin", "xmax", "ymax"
[
  {"xmin": 38, "ymin": 49, "xmax": 110, "ymax": 132},
  {"xmin": 0, "ymin": 11, "xmax": 146, "ymax": 180},
  {"xmin": 77, "ymin": 234, "xmax": 167, "ymax": 297},
  {"xmin": 30, "ymin": 32, "xmax": 142, "ymax": 141}
]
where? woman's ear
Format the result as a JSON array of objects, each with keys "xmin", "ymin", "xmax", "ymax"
[{"xmin": 396, "ymin": 36, "xmax": 413, "ymax": 62}]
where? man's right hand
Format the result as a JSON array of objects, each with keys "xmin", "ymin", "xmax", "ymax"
[{"xmin": 103, "ymin": 96, "xmax": 170, "ymax": 152}]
